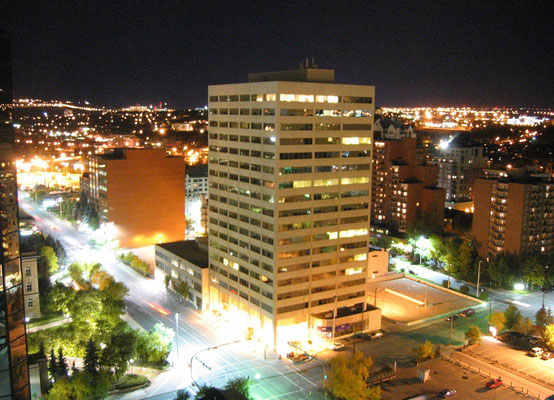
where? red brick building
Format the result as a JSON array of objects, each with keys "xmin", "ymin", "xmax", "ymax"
[{"xmin": 372, "ymin": 137, "xmax": 445, "ymax": 233}]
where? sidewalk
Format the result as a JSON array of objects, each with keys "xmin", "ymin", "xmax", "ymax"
[{"xmin": 26, "ymin": 317, "xmax": 72, "ymax": 333}]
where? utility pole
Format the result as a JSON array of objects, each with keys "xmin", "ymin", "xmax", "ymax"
[
  {"xmin": 449, "ymin": 311, "xmax": 453, "ymax": 345},
  {"xmin": 476, "ymin": 260, "xmax": 482, "ymax": 298}
]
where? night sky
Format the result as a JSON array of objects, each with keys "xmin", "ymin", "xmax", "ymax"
[{"xmin": 1, "ymin": 1, "xmax": 553, "ymax": 108}]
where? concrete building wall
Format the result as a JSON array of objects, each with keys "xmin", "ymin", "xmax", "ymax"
[
  {"xmin": 473, "ymin": 177, "xmax": 554, "ymax": 258},
  {"xmin": 22, "ymin": 257, "xmax": 41, "ymax": 318},
  {"xmin": 504, "ymin": 183, "xmax": 525, "ymax": 255},
  {"xmin": 97, "ymin": 149, "xmax": 186, "ymax": 248},
  {"xmin": 372, "ymin": 137, "xmax": 444, "ymax": 233},
  {"xmin": 208, "ymin": 77, "xmax": 375, "ymax": 346}
]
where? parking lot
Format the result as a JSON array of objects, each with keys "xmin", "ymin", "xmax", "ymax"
[
  {"xmin": 367, "ymin": 277, "xmax": 482, "ymax": 324},
  {"xmin": 466, "ymin": 338, "xmax": 554, "ymax": 390},
  {"xmin": 380, "ymin": 359, "xmax": 536, "ymax": 400}
]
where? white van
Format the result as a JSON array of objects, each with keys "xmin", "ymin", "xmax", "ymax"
[{"xmin": 529, "ymin": 347, "xmax": 543, "ymax": 357}]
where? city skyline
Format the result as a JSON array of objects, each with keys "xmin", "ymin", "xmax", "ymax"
[{"xmin": 2, "ymin": 1, "xmax": 553, "ymax": 108}]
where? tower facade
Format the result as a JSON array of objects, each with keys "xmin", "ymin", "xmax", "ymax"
[
  {"xmin": 207, "ymin": 68, "xmax": 375, "ymax": 348},
  {"xmin": 0, "ymin": 30, "xmax": 31, "ymax": 400}
]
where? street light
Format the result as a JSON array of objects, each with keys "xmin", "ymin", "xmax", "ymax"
[
  {"xmin": 477, "ymin": 260, "xmax": 482, "ymax": 298},
  {"xmin": 175, "ymin": 312, "xmax": 180, "ymax": 363},
  {"xmin": 129, "ymin": 358, "xmax": 134, "ymax": 375}
]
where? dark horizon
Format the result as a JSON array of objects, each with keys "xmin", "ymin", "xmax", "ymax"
[{"xmin": 1, "ymin": 1, "xmax": 553, "ymax": 109}]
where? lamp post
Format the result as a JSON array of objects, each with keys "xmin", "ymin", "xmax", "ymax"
[
  {"xmin": 129, "ymin": 359, "xmax": 134, "ymax": 375},
  {"xmin": 477, "ymin": 260, "xmax": 482, "ymax": 298},
  {"xmin": 175, "ymin": 312, "xmax": 180, "ymax": 363}
]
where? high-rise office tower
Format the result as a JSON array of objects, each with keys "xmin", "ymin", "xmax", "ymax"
[
  {"xmin": 207, "ymin": 65, "xmax": 376, "ymax": 348},
  {"xmin": 0, "ymin": 30, "xmax": 31, "ymax": 400}
]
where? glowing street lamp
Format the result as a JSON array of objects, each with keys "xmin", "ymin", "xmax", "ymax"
[{"xmin": 514, "ymin": 283, "xmax": 525, "ymax": 291}]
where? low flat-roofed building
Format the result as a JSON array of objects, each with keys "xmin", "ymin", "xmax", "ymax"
[{"xmin": 155, "ymin": 239, "xmax": 209, "ymax": 310}]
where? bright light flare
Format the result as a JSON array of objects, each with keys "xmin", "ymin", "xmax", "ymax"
[
  {"xmin": 145, "ymin": 301, "xmax": 171, "ymax": 316},
  {"xmin": 513, "ymin": 283, "xmax": 525, "ymax": 291}
]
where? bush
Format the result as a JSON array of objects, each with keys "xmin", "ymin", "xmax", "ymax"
[
  {"xmin": 113, "ymin": 374, "xmax": 149, "ymax": 390},
  {"xmin": 118, "ymin": 252, "xmax": 150, "ymax": 276},
  {"xmin": 460, "ymin": 285, "xmax": 469, "ymax": 294},
  {"xmin": 442, "ymin": 280, "xmax": 450, "ymax": 288}
]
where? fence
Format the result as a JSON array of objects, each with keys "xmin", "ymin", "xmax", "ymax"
[
  {"xmin": 463, "ymin": 348, "xmax": 554, "ymax": 392},
  {"xmin": 445, "ymin": 355, "xmax": 547, "ymax": 399}
]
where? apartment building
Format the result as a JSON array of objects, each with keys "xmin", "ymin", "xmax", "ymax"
[
  {"xmin": 434, "ymin": 133, "xmax": 485, "ymax": 207},
  {"xmin": 207, "ymin": 66, "xmax": 383, "ymax": 348},
  {"xmin": 82, "ymin": 148, "xmax": 186, "ymax": 247},
  {"xmin": 473, "ymin": 174, "xmax": 554, "ymax": 258},
  {"xmin": 372, "ymin": 136, "xmax": 445, "ymax": 233}
]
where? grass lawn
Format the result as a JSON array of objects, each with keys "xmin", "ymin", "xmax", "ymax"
[{"xmin": 27, "ymin": 313, "xmax": 65, "ymax": 329}]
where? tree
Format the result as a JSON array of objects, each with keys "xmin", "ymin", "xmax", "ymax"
[
  {"xmin": 517, "ymin": 317, "xmax": 535, "ymax": 336},
  {"xmin": 91, "ymin": 269, "xmax": 115, "ymax": 290},
  {"xmin": 465, "ymin": 325, "xmax": 481, "ymax": 344},
  {"xmin": 100, "ymin": 325, "xmax": 137, "ymax": 378},
  {"xmin": 489, "ymin": 312, "xmax": 506, "ymax": 332},
  {"xmin": 48, "ymin": 348, "xmax": 58, "ymax": 380},
  {"xmin": 325, "ymin": 351, "xmax": 380, "ymax": 400},
  {"xmin": 542, "ymin": 324, "xmax": 554, "ymax": 352},
  {"xmin": 84, "ymin": 339, "xmax": 99, "ymax": 376},
  {"xmin": 504, "ymin": 305, "xmax": 522, "ymax": 331},
  {"xmin": 45, "ymin": 377, "xmax": 73, "ymax": 399},
  {"xmin": 40, "ymin": 246, "xmax": 59, "ymax": 273},
  {"xmin": 136, "ymin": 323, "xmax": 174, "ymax": 365},
  {"xmin": 47, "ymin": 282, "xmax": 75, "ymax": 315},
  {"xmin": 196, "ymin": 384, "xmax": 216, "ymax": 398},
  {"xmin": 56, "ymin": 347, "xmax": 68, "ymax": 378},
  {"xmin": 174, "ymin": 389, "xmax": 191, "ymax": 400},
  {"xmin": 413, "ymin": 340, "xmax": 434, "ymax": 362},
  {"xmin": 524, "ymin": 258, "xmax": 546, "ymax": 289},
  {"xmin": 224, "ymin": 377, "xmax": 251, "ymax": 399}
]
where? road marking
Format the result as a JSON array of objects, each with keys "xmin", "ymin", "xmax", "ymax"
[
  {"xmin": 286, "ymin": 365, "xmax": 317, "ymax": 387},
  {"xmin": 511, "ymin": 299, "xmax": 531, "ymax": 308}
]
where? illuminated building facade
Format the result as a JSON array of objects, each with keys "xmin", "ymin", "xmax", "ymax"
[
  {"xmin": 83, "ymin": 148, "xmax": 186, "ymax": 248},
  {"xmin": 372, "ymin": 137, "xmax": 445, "ymax": 233},
  {"xmin": 208, "ymin": 66, "xmax": 382, "ymax": 348},
  {"xmin": 473, "ymin": 175, "xmax": 554, "ymax": 258},
  {"xmin": 434, "ymin": 134, "xmax": 485, "ymax": 206},
  {"xmin": 0, "ymin": 29, "xmax": 31, "ymax": 400}
]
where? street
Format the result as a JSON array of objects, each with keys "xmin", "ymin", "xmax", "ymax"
[{"xmin": 21, "ymin": 196, "xmax": 327, "ymax": 400}]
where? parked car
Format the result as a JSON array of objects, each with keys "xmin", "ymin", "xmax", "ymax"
[
  {"xmin": 370, "ymin": 331, "xmax": 383, "ymax": 340},
  {"xmin": 529, "ymin": 347, "xmax": 544, "ymax": 357},
  {"xmin": 541, "ymin": 351, "xmax": 552, "ymax": 360},
  {"xmin": 528, "ymin": 336, "xmax": 541, "ymax": 345},
  {"xmin": 439, "ymin": 389, "xmax": 457, "ymax": 398},
  {"xmin": 461, "ymin": 308, "xmax": 475, "ymax": 317},
  {"xmin": 486, "ymin": 378, "xmax": 503, "ymax": 389},
  {"xmin": 331, "ymin": 342, "xmax": 344, "ymax": 350},
  {"xmin": 445, "ymin": 315, "xmax": 460, "ymax": 322}
]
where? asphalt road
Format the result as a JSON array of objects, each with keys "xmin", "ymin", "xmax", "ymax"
[{"xmin": 21, "ymin": 196, "xmax": 327, "ymax": 400}]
